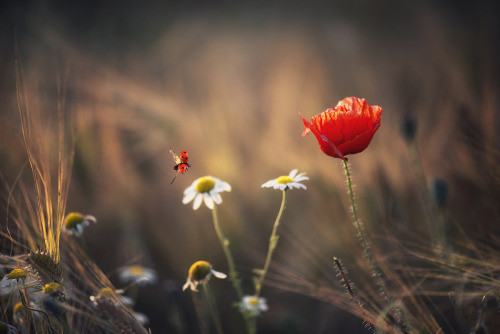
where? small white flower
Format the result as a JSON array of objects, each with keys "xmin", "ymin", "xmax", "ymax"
[
  {"xmin": 261, "ymin": 169, "xmax": 309, "ymax": 190},
  {"xmin": 182, "ymin": 261, "xmax": 227, "ymax": 292},
  {"xmin": 182, "ymin": 176, "xmax": 231, "ymax": 210},
  {"xmin": 63, "ymin": 212, "xmax": 96, "ymax": 236},
  {"xmin": 117, "ymin": 265, "xmax": 158, "ymax": 286},
  {"xmin": 239, "ymin": 295, "xmax": 269, "ymax": 317},
  {"xmin": 133, "ymin": 312, "xmax": 149, "ymax": 326},
  {"xmin": 90, "ymin": 287, "xmax": 127, "ymax": 306}
]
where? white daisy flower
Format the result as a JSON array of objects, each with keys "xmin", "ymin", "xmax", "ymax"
[
  {"xmin": 239, "ymin": 295, "xmax": 269, "ymax": 317},
  {"xmin": 261, "ymin": 169, "xmax": 309, "ymax": 190},
  {"xmin": 182, "ymin": 261, "xmax": 227, "ymax": 292},
  {"xmin": 63, "ymin": 212, "xmax": 96, "ymax": 236},
  {"xmin": 0, "ymin": 269, "xmax": 27, "ymax": 296},
  {"xmin": 117, "ymin": 265, "xmax": 158, "ymax": 286},
  {"xmin": 182, "ymin": 176, "xmax": 231, "ymax": 210}
]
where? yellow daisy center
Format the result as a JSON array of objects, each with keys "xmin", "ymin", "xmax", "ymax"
[
  {"xmin": 276, "ymin": 176, "xmax": 294, "ymax": 184},
  {"xmin": 248, "ymin": 296, "xmax": 259, "ymax": 306},
  {"xmin": 7, "ymin": 268, "xmax": 27, "ymax": 280},
  {"xmin": 128, "ymin": 265, "xmax": 145, "ymax": 276},
  {"xmin": 97, "ymin": 287, "xmax": 115, "ymax": 299},
  {"xmin": 195, "ymin": 177, "xmax": 216, "ymax": 193},
  {"xmin": 13, "ymin": 302, "xmax": 24, "ymax": 313},
  {"xmin": 43, "ymin": 282, "xmax": 63, "ymax": 294},
  {"xmin": 65, "ymin": 212, "xmax": 83, "ymax": 228},
  {"xmin": 189, "ymin": 261, "xmax": 212, "ymax": 281}
]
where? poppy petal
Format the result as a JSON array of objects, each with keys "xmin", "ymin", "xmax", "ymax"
[
  {"xmin": 300, "ymin": 112, "xmax": 347, "ymax": 160},
  {"xmin": 300, "ymin": 97, "xmax": 381, "ymax": 160}
]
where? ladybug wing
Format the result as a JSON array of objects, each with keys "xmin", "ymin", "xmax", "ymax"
[{"xmin": 170, "ymin": 149, "xmax": 181, "ymax": 165}]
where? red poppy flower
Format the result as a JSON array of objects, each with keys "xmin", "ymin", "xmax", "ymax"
[{"xmin": 300, "ymin": 97, "xmax": 382, "ymax": 161}]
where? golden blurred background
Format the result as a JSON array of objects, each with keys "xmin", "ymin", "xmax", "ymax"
[{"xmin": 1, "ymin": 0, "xmax": 499, "ymax": 332}]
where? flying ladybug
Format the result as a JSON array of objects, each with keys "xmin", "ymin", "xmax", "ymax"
[{"xmin": 170, "ymin": 149, "xmax": 191, "ymax": 184}]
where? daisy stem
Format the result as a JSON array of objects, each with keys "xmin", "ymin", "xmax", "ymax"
[
  {"xmin": 192, "ymin": 293, "xmax": 210, "ymax": 334},
  {"xmin": 203, "ymin": 283, "xmax": 224, "ymax": 334},
  {"xmin": 211, "ymin": 206, "xmax": 243, "ymax": 299},
  {"xmin": 254, "ymin": 189, "xmax": 287, "ymax": 297},
  {"xmin": 211, "ymin": 206, "xmax": 253, "ymax": 333}
]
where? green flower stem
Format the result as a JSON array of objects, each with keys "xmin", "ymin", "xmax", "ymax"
[
  {"xmin": 211, "ymin": 206, "xmax": 243, "ymax": 299},
  {"xmin": 211, "ymin": 206, "xmax": 253, "ymax": 334},
  {"xmin": 203, "ymin": 284, "xmax": 223, "ymax": 334},
  {"xmin": 191, "ymin": 293, "xmax": 209, "ymax": 334},
  {"xmin": 254, "ymin": 189, "xmax": 287, "ymax": 297},
  {"xmin": 343, "ymin": 161, "xmax": 413, "ymax": 332},
  {"xmin": 343, "ymin": 161, "xmax": 391, "ymax": 303}
]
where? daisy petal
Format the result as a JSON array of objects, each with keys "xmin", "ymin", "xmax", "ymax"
[
  {"xmin": 184, "ymin": 184, "xmax": 195, "ymax": 195},
  {"xmin": 262, "ymin": 179, "xmax": 277, "ymax": 188},
  {"xmin": 211, "ymin": 270, "xmax": 227, "ymax": 279},
  {"xmin": 182, "ymin": 190, "xmax": 197, "ymax": 204},
  {"xmin": 203, "ymin": 193, "xmax": 214, "ymax": 209},
  {"xmin": 212, "ymin": 192, "xmax": 222, "ymax": 205},
  {"xmin": 193, "ymin": 194, "xmax": 203, "ymax": 210}
]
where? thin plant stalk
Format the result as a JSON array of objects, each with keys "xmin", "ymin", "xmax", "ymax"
[
  {"xmin": 19, "ymin": 289, "xmax": 57, "ymax": 334},
  {"xmin": 191, "ymin": 293, "xmax": 209, "ymax": 334},
  {"xmin": 254, "ymin": 189, "xmax": 287, "ymax": 297},
  {"xmin": 211, "ymin": 206, "xmax": 243, "ymax": 299},
  {"xmin": 343, "ymin": 160, "xmax": 413, "ymax": 332},
  {"xmin": 211, "ymin": 206, "xmax": 253, "ymax": 334},
  {"xmin": 343, "ymin": 160, "xmax": 391, "ymax": 303},
  {"xmin": 407, "ymin": 141, "xmax": 439, "ymax": 249},
  {"xmin": 202, "ymin": 284, "xmax": 224, "ymax": 334}
]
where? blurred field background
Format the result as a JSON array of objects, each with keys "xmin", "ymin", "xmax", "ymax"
[{"xmin": 1, "ymin": 0, "xmax": 500, "ymax": 333}]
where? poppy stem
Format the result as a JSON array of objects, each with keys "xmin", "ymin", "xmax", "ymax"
[
  {"xmin": 211, "ymin": 206, "xmax": 254, "ymax": 334},
  {"xmin": 254, "ymin": 189, "xmax": 288, "ymax": 298},
  {"xmin": 343, "ymin": 161, "xmax": 413, "ymax": 332},
  {"xmin": 343, "ymin": 162, "xmax": 391, "ymax": 300}
]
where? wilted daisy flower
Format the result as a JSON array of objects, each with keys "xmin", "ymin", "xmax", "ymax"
[
  {"xmin": 261, "ymin": 169, "xmax": 308, "ymax": 191},
  {"xmin": 239, "ymin": 295, "xmax": 269, "ymax": 317},
  {"xmin": 63, "ymin": 212, "xmax": 96, "ymax": 236},
  {"xmin": 117, "ymin": 265, "xmax": 158, "ymax": 286},
  {"xmin": 182, "ymin": 261, "xmax": 227, "ymax": 292},
  {"xmin": 182, "ymin": 176, "xmax": 231, "ymax": 210}
]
